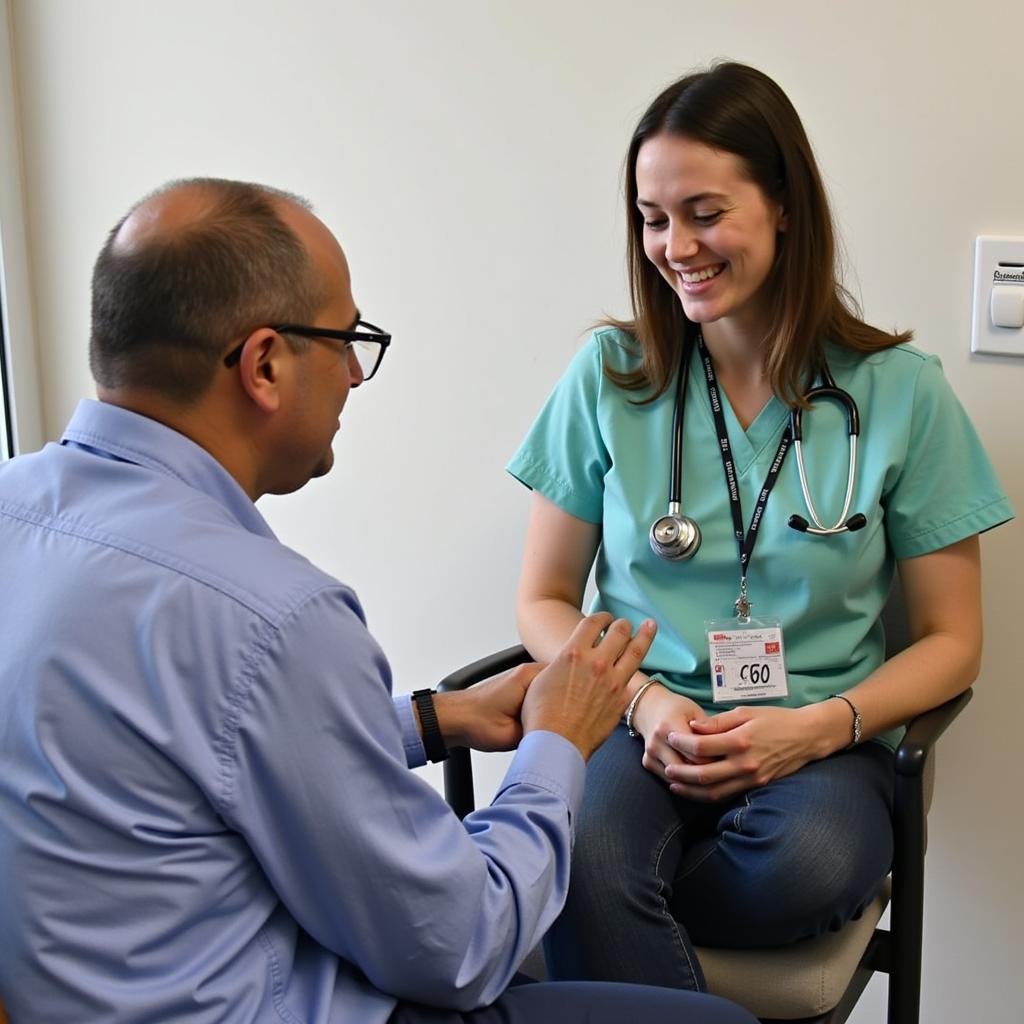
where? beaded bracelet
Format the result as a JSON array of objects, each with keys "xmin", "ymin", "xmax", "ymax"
[{"xmin": 828, "ymin": 693, "xmax": 862, "ymax": 748}]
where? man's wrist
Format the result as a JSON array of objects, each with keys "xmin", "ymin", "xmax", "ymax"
[
  {"xmin": 430, "ymin": 690, "xmax": 472, "ymax": 749},
  {"xmin": 411, "ymin": 689, "xmax": 450, "ymax": 762}
]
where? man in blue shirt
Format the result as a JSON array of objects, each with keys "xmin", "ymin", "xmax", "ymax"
[{"xmin": 0, "ymin": 179, "xmax": 754, "ymax": 1024}]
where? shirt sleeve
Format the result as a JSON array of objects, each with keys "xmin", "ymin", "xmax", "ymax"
[
  {"xmin": 394, "ymin": 693, "xmax": 427, "ymax": 768},
  {"xmin": 506, "ymin": 334, "xmax": 612, "ymax": 523},
  {"xmin": 883, "ymin": 354, "xmax": 1014, "ymax": 559},
  {"xmin": 220, "ymin": 587, "xmax": 585, "ymax": 1011}
]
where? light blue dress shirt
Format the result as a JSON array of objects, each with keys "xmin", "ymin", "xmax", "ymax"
[
  {"xmin": 0, "ymin": 399, "xmax": 585, "ymax": 1023},
  {"xmin": 509, "ymin": 329, "xmax": 1013, "ymax": 748}
]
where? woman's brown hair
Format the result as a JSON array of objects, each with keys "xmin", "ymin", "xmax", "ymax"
[{"xmin": 606, "ymin": 62, "xmax": 911, "ymax": 406}]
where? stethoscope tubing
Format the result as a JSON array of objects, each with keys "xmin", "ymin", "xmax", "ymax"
[
  {"xmin": 787, "ymin": 375, "xmax": 865, "ymax": 535},
  {"xmin": 649, "ymin": 338, "xmax": 702, "ymax": 560},
  {"xmin": 792, "ymin": 433, "xmax": 858, "ymax": 534},
  {"xmin": 667, "ymin": 339, "xmax": 690, "ymax": 511}
]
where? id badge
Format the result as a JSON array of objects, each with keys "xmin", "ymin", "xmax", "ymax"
[{"xmin": 705, "ymin": 617, "xmax": 789, "ymax": 703}]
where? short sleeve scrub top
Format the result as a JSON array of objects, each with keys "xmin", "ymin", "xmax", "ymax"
[{"xmin": 508, "ymin": 329, "xmax": 1014, "ymax": 749}]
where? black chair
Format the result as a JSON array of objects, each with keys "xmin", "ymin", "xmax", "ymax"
[{"xmin": 439, "ymin": 592, "xmax": 971, "ymax": 1023}]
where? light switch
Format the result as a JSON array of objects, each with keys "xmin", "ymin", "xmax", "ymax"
[
  {"xmin": 972, "ymin": 236, "xmax": 1024, "ymax": 356},
  {"xmin": 992, "ymin": 286, "xmax": 1024, "ymax": 329}
]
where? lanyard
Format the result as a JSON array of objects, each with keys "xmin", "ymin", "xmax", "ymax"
[{"xmin": 697, "ymin": 334, "xmax": 792, "ymax": 620}]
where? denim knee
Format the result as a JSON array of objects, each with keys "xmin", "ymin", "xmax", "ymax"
[{"xmin": 677, "ymin": 743, "xmax": 895, "ymax": 947}]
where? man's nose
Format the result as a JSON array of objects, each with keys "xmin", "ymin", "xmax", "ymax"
[{"xmin": 347, "ymin": 347, "xmax": 365, "ymax": 387}]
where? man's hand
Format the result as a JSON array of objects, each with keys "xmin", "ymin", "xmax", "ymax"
[
  {"xmin": 662, "ymin": 703, "xmax": 827, "ymax": 801},
  {"xmin": 521, "ymin": 613, "xmax": 657, "ymax": 760},
  {"xmin": 433, "ymin": 663, "xmax": 546, "ymax": 752}
]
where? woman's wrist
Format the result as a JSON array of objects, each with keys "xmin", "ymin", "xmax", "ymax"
[
  {"xmin": 624, "ymin": 675, "xmax": 663, "ymax": 737},
  {"xmin": 630, "ymin": 677, "xmax": 700, "ymax": 738},
  {"xmin": 624, "ymin": 670, "xmax": 651, "ymax": 701},
  {"xmin": 800, "ymin": 697, "xmax": 860, "ymax": 759}
]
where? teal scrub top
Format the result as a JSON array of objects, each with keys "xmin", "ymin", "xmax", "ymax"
[{"xmin": 508, "ymin": 328, "xmax": 1014, "ymax": 749}]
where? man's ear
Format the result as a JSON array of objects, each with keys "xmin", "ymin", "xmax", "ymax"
[{"xmin": 235, "ymin": 328, "xmax": 288, "ymax": 413}]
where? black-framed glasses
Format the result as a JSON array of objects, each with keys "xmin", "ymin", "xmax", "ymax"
[{"xmin": 223, "ymin": 320, "xmax": 391, "ymax": 380}]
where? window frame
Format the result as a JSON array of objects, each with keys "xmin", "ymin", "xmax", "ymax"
[
  {"xmin": 0, "ymin": 301, "xmax": 13, "ymax": 459},
  {"xmin": 0, "ymin": 0, "xmax": 43, "ymax": 460}
]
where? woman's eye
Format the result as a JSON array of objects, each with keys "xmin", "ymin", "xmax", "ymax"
[
  {"xmin": 643, "ymin": 217, "xmax": 668, "ymax": 230},
  {"xmin": 693, "ymin": 211, "xmax": 722, "ymax": 225}
]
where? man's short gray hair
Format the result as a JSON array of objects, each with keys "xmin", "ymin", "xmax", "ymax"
[{"xmin": 89, "ymin": 177, "xmax": 328, "ymax": 404}]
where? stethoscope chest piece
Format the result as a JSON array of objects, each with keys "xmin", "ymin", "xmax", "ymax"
[
  {"xmin": 651, "ymin": 342, "xmax": 702, "ymax": 562},
  {"xmin": 650, "ymin": 512, "xmax": 702, "ymax": 561}
]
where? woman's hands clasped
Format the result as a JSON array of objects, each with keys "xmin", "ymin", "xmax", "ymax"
[
  {"xmin": 660, "ymin": 703, "xmax": 828, "ymax": 801},
  {"xmin": 629, "ymin": 683, "xmax": 713, "ymax": 783},
  {"xmin": 632, "ymin": 691, "xmax": 830, "ymax": 802}
]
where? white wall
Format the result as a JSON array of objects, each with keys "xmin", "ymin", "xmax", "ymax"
[{"xmin": 8, "ymin": 1, "xmax": 1023, "ymax": 1018}]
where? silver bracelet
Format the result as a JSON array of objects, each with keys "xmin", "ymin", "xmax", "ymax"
[
  {"xmin": 828, "ymin": 693, "xmax": 862, "ymax": 748},
  {"xmin": 625, "ymin": 677, "xmax": 663, "ymax": 738}
]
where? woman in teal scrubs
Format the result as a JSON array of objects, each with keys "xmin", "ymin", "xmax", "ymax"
[{"xmin": 508, "ymin": 62, "xmax": 1013, "ymax": 989}]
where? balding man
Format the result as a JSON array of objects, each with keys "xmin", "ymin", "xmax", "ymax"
[{"xmin": 0, "ymin": 179, "xmax": 755, "ymax": 1024}]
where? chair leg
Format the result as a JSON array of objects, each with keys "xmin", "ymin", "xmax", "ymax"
[
  {"xmin": 889, "ymin": 770, "xmax": 926, "ymax": 1023},
  {"xmin": 443, "ymin": 747, "xmax": 475, "ymax": 820}
]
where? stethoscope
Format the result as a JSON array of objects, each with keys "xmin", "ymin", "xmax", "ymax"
[{"xmin": 649, "ymin": 338, "xmax": 867, "ymax": 562}]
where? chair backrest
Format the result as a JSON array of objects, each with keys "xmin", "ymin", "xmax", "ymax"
[
  {"xmin": 880, "ymin": 579, "xmax": 936, "ymax": 816},
  {"xmin": 880, "ymin": 581, "xmax": 938, "ymax": 815},
  {"xmin": 880, "ymin": 579, "xmax": 912, "ymax": 661}
]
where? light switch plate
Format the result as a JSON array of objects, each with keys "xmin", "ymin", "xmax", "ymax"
[{"xmin": 971, "ymin": 235, "xmax": 1024, "ymax": 357}]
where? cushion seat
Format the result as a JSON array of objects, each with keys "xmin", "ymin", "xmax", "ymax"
[{"xmin": 697, "ymin": 883, "xmax": 889, "ymax": 1020}]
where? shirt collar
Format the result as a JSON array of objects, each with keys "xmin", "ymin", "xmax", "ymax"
[{"xmin": 61, "ymin": 399, "xmax": 277, "ymax": 541}]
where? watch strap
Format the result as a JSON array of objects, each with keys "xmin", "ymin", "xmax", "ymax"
[{"xmin": 412, "ymin": 688, "xmax": 449, "ymax": 763}]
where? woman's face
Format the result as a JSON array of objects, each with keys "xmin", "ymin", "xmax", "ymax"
[{"xmin": 636, "ymin": 133, "xmax": 786, "ymax": 336}]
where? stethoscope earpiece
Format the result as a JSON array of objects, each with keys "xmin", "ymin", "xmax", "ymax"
[
  {"xmin": 787, "ymin": 514, "xmax": 810, "ymax": 533},
  {"xmin": 650, "ymin": 513, "xmax": 702, "ymax": 561},
  {"xmin": 787, "ymin": 512, "xmax": 867, "ymax": 535}
]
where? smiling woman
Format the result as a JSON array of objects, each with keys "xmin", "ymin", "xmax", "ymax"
[
  {"xmin": 506, "ymin": 59, "xmax": 1013, "ymax": 998},
  {"xmin": 635, "ymin": 133, "xmax": 787, "ymax": 418}
]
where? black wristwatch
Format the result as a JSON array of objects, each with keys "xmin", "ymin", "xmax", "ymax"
[{"xmin": 411, "ymin": 688, "xmax": 449, "ymax": 763}]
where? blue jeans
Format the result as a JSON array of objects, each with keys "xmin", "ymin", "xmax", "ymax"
[{"xmin": 544, "ymin": 725, "xmax": 895, "ymax": 990}]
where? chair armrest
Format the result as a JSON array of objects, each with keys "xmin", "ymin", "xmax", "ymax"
[
  {"xmin": 436, "ymin": 644, "xmax": 531, "ymax": 694},
  {"xmin": 892, "ymin": 686, "xmax": 973, "ymax": 841},
  {"xmin": 438, "ymin": 645, "xmax": 531, "ymax": 819},
  {"xmin": 894, "ymin": 688, "xmax": 972, "ymax": 777}
]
